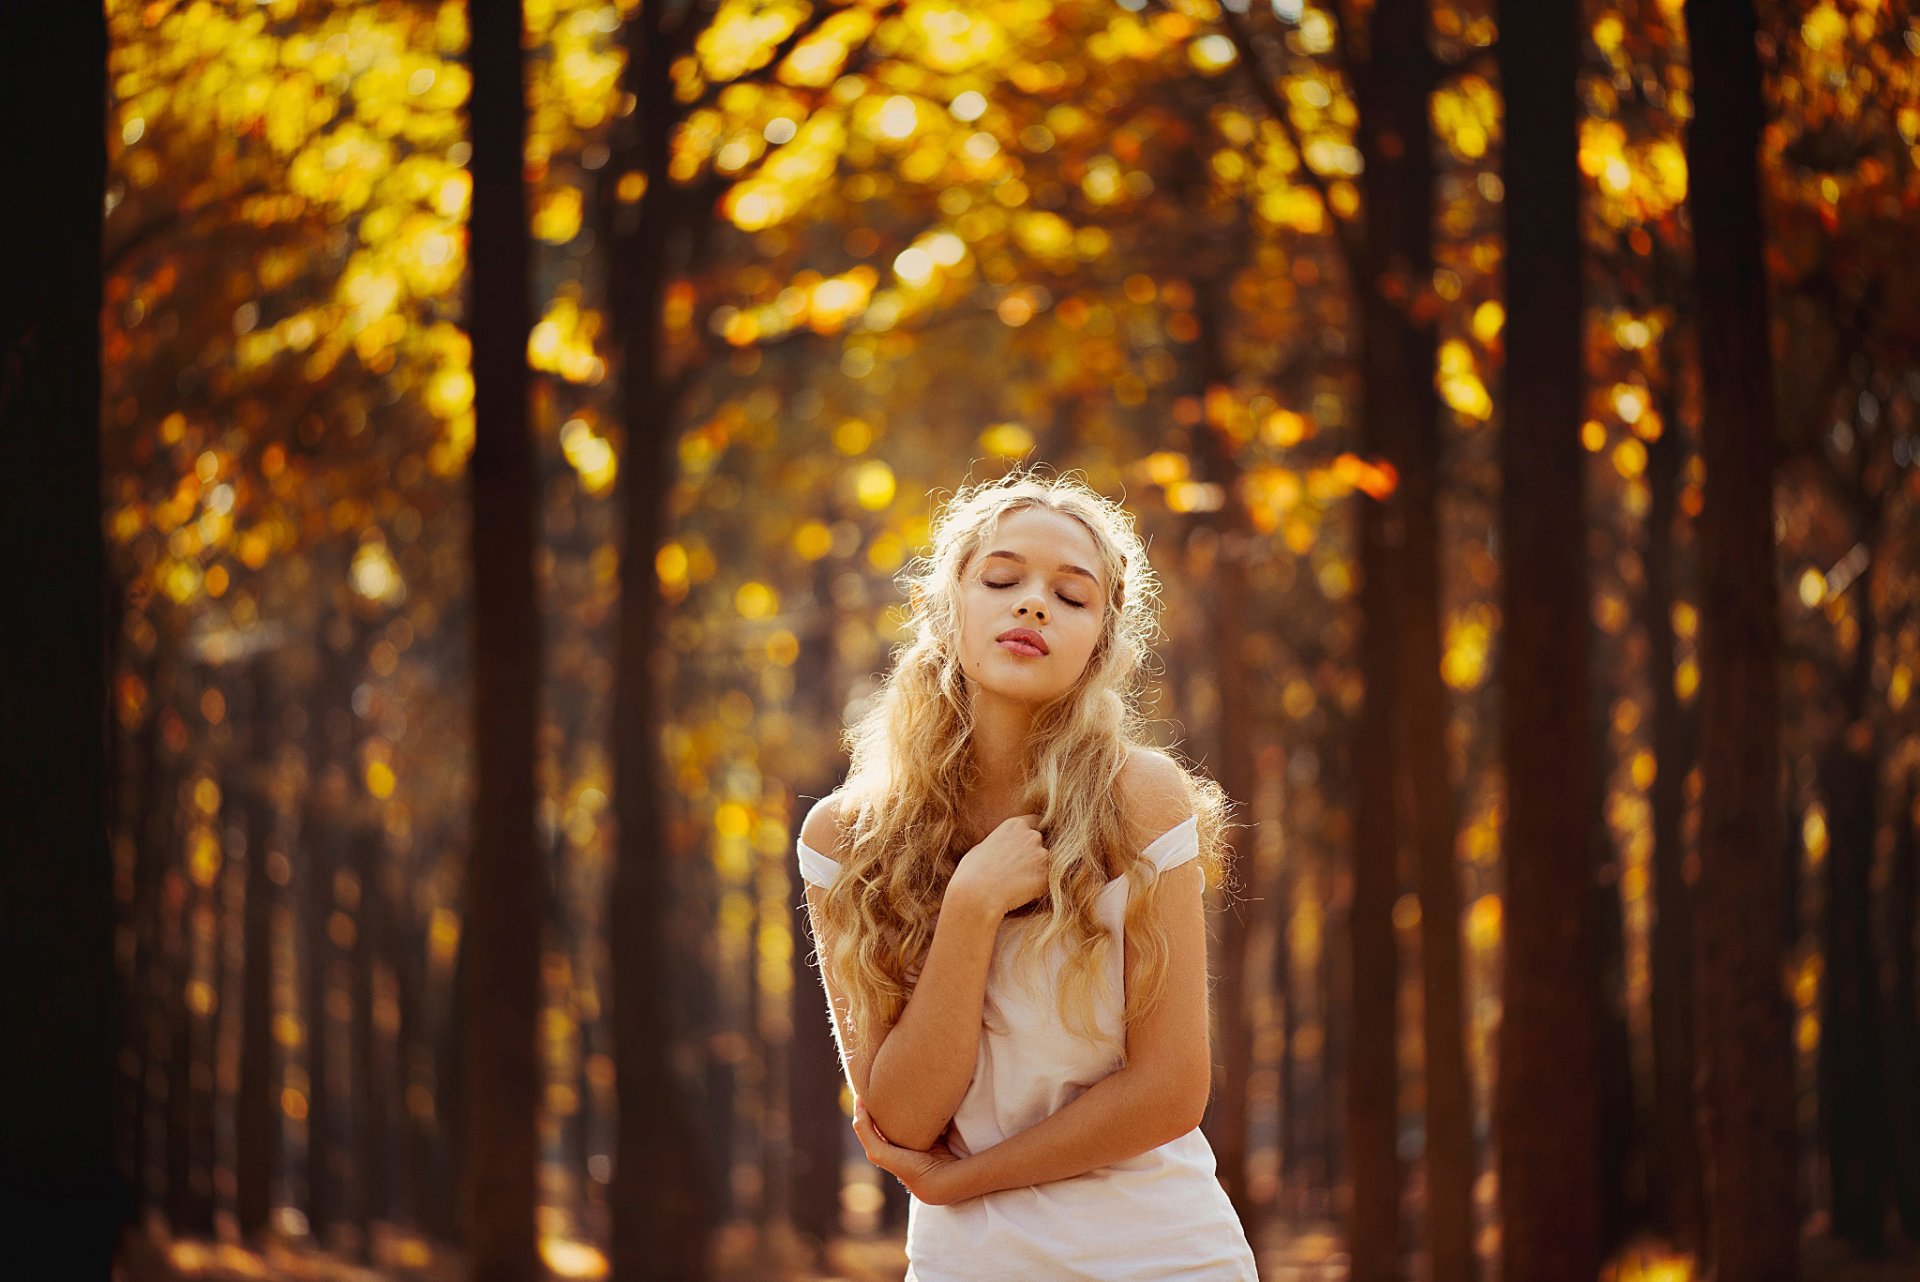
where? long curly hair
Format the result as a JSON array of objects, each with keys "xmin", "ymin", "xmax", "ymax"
[{"xmin": 814, "ymin": 466, "xmax": 1239, "ymax": 1057}]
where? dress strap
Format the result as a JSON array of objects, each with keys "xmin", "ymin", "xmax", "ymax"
[
  {"xmin": 796, "ymin": 837, "xmax": 843, "ymax": 888},
  {"xmin": 1143, "ymin": 814, "xmax": 1200, "ymax": 874}
]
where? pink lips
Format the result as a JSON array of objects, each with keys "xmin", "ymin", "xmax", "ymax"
[{"xmin": 996, "ymin": 627, "xmax": 1048, "ymax": 657}]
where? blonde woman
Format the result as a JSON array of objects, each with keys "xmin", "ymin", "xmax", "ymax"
[{"xmin": 796, "ymin": 469, "xmax": 1259, "ymax": 1280}]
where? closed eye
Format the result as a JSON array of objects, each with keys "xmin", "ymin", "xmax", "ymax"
[{"xmin": 986, "ymin": 580, "xmax": 1087, "ymax": 608}]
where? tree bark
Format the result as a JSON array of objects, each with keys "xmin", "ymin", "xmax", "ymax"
[
  {"xmin": 236, "ymin": 662, "xmax": 283, "ymax": 1240},
  {"xmin": 1882, "ymin": 779, "xmax": 1920, "ymax": 1239},
  {"xmin": 1683, "ymin": 2, "xmax": 1801, "ymax": 1276},
  {"xmin": 1494, "ymin": 2, "xmax": 1605, "ymax": 1278},
  {"xmin": 463, "ymin": 0, "xmax": 545, "ymax": 1278},
  {"xmin": 1819, "ymin": 734, "xmax": 1891, "ymax": 1253},
  {"xmin": 788, "ymin": 557, "xmax": 847, "ymax": 1261},
  {"xmin": 604, "ymin": 6, "xmax": 715, "ymax": 1279},
  {"xmin": 167, "ymin": 707, "xmax": 218, "ymax": 1238},
  {"xmin": 1347, "ymin": 0, "xmax": 1477, "ymax": 1275},
  {"xmin": 304, "ymin": 761, "xmax": 341, "ymax": 1246},
  {"xmin": 1817, "ymin": 486, "xmax": 1896, "ymax": 1254},
  {"xmin": 1189, "ymin": 263, "xmax": 1263, "ymax": 1231},
  {"xmin": 0, "ymin": 0, "xmax": 119, "ymax": 1263},
  {"xmin": 1644, "ymin": 323, "xmax": 1706, "ymax": 1258},
  {"xmin": 351, "ymin": 819, "xmax": 390, "ymax": 1256}
]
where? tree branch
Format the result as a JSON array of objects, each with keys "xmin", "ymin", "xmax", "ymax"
[
  {"xmin": 689, "ymin": 0, "xmax": 851, "ymax": 114},
  {"xmin": 1211, "ymin": 2, "xmax": 1362, "ymax": 275}
]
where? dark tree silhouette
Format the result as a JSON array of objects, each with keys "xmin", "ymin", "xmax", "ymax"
[
  {"xmin": 1494, "ymin": 2, "xmax": 1605, "ymax": 1279},
  {"xmin": 0, "ymin": 0, "xmax": 122, "ymax": 1266},
  {"xmin": 788, "ymin": 555, "xmax": 848, "ymax": 1263},
  {"xmin": 235, "ymin": 661, "xmax": 283, "ymax": 1241},
  {"xmin": 602, "ymin": 6, "xmax": 721, "ymax": 1278},
  {"xmin": 1645, "ymin": 313, "xmax": 1706, "ymax": 1258},
  {"xmin": 462, "ymin": 1, "xmax": 544, "ymax": 1279},
  {"xmin": 1682, "ymin": 1, "xmax": 1800, "ymax": 1277}
]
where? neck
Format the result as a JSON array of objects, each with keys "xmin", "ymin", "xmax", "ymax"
[{"xmin": 967, "ymin": 689, "xmax": 1034, "ymax": 802}]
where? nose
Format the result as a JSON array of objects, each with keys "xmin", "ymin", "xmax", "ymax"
[{"xmin": 1017, "ymin": 600, "xmax": 1045, "ymax": 622}]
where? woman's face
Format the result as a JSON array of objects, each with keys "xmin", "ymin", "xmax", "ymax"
[{"xmin": 955, "ymin": 506, "xmax": 1107, "ymax": 704}]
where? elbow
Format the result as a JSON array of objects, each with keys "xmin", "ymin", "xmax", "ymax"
[
  {"xmin": 861, "ymin": 1088, "xmax": 951, "ymax": 1153},
  {"xmin": 892, "ymin": 1119, "xmax": 953, "ymax": 1152}
]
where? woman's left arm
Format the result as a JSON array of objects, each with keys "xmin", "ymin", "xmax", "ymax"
[{"xmin": 855, "ymin": 855, "xmax": 1214, "ymax": 1204}]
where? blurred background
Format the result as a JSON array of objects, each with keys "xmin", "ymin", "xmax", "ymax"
[{"xmin": 2, "ymin": 0, "xmax": 1917, "ymax": 1280}]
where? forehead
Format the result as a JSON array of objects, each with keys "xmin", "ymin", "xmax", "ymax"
[{"xmin": 978, "ymin": 508, "xmax": 1102, "ymax": 585}]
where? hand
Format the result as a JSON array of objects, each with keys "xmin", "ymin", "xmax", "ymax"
[
  {"xmin": 851, "ymin": 1097, "xmax": 974, "ymax": 1206},
  {"xmin": 947, "ymin": 813, "xmax": 1050, "ymax": 917}
]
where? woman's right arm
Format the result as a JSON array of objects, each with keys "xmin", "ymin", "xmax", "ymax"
[{"xmin": 800, "ymin": 796, "xmax": 1007, "ymax": 1153}]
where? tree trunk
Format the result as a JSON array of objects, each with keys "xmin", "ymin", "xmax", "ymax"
[
  {"xmin": 788, "ymin": 557, "xmax": 847, "ymax": 1261},
  {"xmin": 351, "ymin": 819, "xmax": 390, "ymax": 1256},
  {"xmin": 1819, "ymin": 735, "xmax": 1891, "ymax": 1253},
  {"xmin": 1816, "ymin": 538, "xmax": 1896, "ymax": 1252},
  {"xmin": 1347, "ymin": 315, "xmax": 1406, "ymax": 1282},
  {"xmin": 1644, "ymin": 323, "xmax": 1706, "ymax": 1258},
  {"xmin": 1347, "ymin": 0, "xmax": 1471, "ymax": 1275},
  {"xmin": 1593, "ymin": 702, "xmax": 1642, "ymax": 1253},
  {"xmin": 0, "ymin": 0, "xmax": 118, "ymax": 1262},
  {"xmin": 1683, "ymin": 2, "xmax": 1801, "ymax": 1276},
  {"xmin": 304, "ymin": 764, "xmax": 341, "ymax": 1246},
  {"xmin": 122, "ymin": 651, "xmax": 173, "ymax": 1214},
  {"xmin": 1273, "ymin": 773, "xmax": 1300, "ymax": 1213},
  {"xmin": 463, "ymin": 0, "xmax": 545, "ymax": 1278},
  {"xmin": 1882, "ymin": 779, "xmax": 1920, "ymax": 1239},
  {"xmin": 603, "ymin": 6, "xmax": 715, "ymax": 1277},
  {"xmin": 1495, "ymin": 2, "xmax": 1604, "ymax": 1278},
  {"xmin": 236, "ymin": 662, "xmax": 283, "ymax": 1240},
  {"xmin": 1189, "ymin": 263, "xmax": 1263, "ymax": 1231},
  {"xmin": 391, "ymin": 865, "xmax": 433, "ymax": 1236},
  {"xmin": 167, "ymin": 722, "xmax": 218, "ymax": 1238}
]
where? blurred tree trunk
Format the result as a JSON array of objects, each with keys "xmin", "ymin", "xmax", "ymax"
[
  {"xmin": 1644, "ymin": 321, "xmax": 1706, "ymax": 1258},
  {"xmin": 120, "ymin": 649, "xmax": 170, "ymax": 1212},
  {"xmin": 1682, "ymin": 2, "xmax": 1801, "ymax": 1277},
  {"xmin": 1817, "ymin": 514, "xmax": 1894, "ymax": 1253},
  {"xmin": 351, "ymin": 818, "xmax": 390, "ymax": 1256},
  {"xmin": 236, "ymin": 661, "xmax": 283, "ymax": 1240},
  {"xmin": 0, "ymin": 0, "xmax": 119, "ymax": 1262},
  {"xmin": 1322, "ymin": 861, "xmax": 1349, "ymax": 1214},
  {"xmin": 603, "ymin": 6, "xmax": 717, "ymax": 1279},
  {"xmin": 168, "ymin": 705, "xmax": 219, "ymax": 1237},
  {"xmin": 432, "ymin": 893, "xmax": 469, "ymax": 1243},
  {"xmin": 1495, "ymin": 3, "xmax": 1604, "ymax": 1280},
  {"xmin": 463, "ymin": 0, "xmax": 544, "ymax": 1279},
  {"xmin": 1188, "ymin": 242, "xmax": 1262, "ymax": 1230},
  {"xmin": 1819, "ymin": 729, "xmax": 1892, "ymax": 1254},
  {"xmin": 1884, "ymin": 779, "xmax": 1920, "ymax": 1238},
  {"xmin": 304, "ymin": 756, "xmax": 343, "ymax": 1246},
  {"xmin": 788, "ymin": 557, "xmax": 847, "ymax": 1262},
  {"xmin": 1347, "ymin": 489, "xmax": 1401, "ymax": 1282},
  {"xmin": 1593, "ymin": 699, "xmax": 1641, "ymax": 1253},
  {"xmin": 391, "ymin": 861, "xmax": 434, "ymax": 1237},
  {"xmin": 1350, "ymin": 0, "xmax": 1477, "ymax": 1275},
  {"xmin": 1273, "ymin": 773, "xmax": 1300, "ymax": 1211}
]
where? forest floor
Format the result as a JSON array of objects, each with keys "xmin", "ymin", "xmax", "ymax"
[{"xmin": 115, "ymin": 1219, "xmax": 1918, "ymax": 1281}]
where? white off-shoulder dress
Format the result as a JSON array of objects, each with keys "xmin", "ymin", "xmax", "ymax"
[{"xmin": 797, "ymin": 814, "xmax": 1259, "ymax": 1281}]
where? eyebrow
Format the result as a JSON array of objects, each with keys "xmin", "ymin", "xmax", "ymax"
[{"xmin": 983, "ymin": 549, "xmax": 1101, "ymax": 587}]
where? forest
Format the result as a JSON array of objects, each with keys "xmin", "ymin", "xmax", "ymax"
[{"xmin": 1, "ymin": 0, "xmax": 1917, "ymax": 1280}]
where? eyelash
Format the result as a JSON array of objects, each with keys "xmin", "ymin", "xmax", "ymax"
[{"xmin": 986, "ymin": 580, "xmax": 1088, "ymax": 609}]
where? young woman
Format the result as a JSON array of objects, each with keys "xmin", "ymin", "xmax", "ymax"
[{"xmin": 795, "ymin": 469, "xmax": 1259, "ymax": 1280}]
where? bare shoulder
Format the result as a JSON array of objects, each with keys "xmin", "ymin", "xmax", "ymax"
[
  {"xmin": 1119, "ymin": 747, "xmax": 1192, "ymax": 847},
  {"xmin": 800, "ymin": 790, "xmax": 852, "ymax": 862}
]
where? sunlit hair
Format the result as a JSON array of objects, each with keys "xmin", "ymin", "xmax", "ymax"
[{"xmin": 812, "ymin": 465, "xmax": 1238, "ymax": 1058}]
